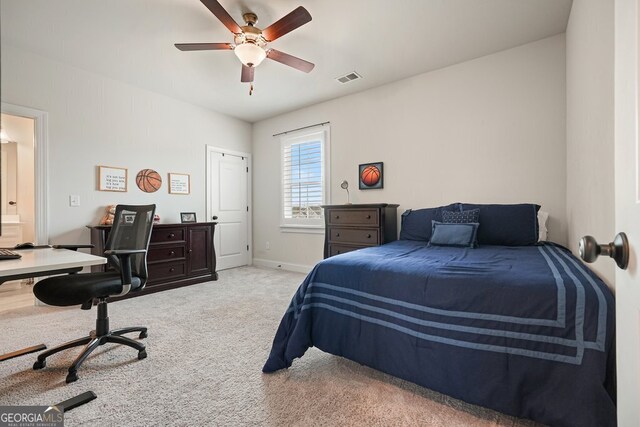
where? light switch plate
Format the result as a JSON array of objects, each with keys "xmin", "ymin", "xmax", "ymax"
[{"xmin": 69, "ymin": 195, "xmax": 80, "ymax": 207}]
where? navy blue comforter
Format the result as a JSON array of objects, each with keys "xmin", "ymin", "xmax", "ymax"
[{"xmin": 263, "ymin": 241, "xmax": 616, "ymax": 427}]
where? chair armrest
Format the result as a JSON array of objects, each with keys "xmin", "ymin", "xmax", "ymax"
[
  {"xmin": 103, "ymin": 249, "xmax": 146, "ymax": 256},
  {"xmin": 52, "ymin": 244, "xmax": 95, "ymax": 251},
  {"xmin": 103, "ymin": 249, "xmax": 147, "ymax": 297}
]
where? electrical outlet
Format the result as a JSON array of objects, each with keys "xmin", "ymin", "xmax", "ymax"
[
  {"xmin": 69, "ymin": 195, "xmax": 80, "ymax": 207},
  {"xmin": 266, "ymin": 241, "xmax": 270, "ymax": 250}
]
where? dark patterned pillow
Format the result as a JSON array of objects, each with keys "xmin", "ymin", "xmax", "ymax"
[{"xmin": 442, "ymin": 208, "xmax": 480, "ymax": 224}]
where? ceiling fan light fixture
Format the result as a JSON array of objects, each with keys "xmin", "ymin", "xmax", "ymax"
[{"xmin": 234, "ymin": 42, "xmax": 266, "ymax": 68}]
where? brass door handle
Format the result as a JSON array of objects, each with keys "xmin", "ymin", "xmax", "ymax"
[{"xmin": 579, "ymin": 233, "xmax": 629, "ymax": 270}]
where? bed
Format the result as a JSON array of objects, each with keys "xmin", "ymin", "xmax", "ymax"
[{"xmin": 263, "ymin": 209, "xmax": 616, "ymax": 427}]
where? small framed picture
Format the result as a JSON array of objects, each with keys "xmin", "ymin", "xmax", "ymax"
[
  {"xmin": 180, "ymin": 212, "xmax": 197, "ymax": 223},
  {"xmin": 123, "ymin": 214, "xmax": 136, "ymax": 224},
  {"xmin": 359, "ymin": 162, "xmax": 384, "ymax": 190}
]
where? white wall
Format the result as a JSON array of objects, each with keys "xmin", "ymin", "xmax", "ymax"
[
  {"xmin": 0, "ymin": 44, "xmax": 251, "ymax": 244},
  {"xmin": 566, "ymin": 0, "xmax": 615, "ymax": 286},
  {"xmin": 252, "ymin": 35, "xmax": 567, "ymax": 269}
]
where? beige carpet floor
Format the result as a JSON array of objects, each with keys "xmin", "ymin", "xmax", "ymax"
[{"xmin": 0, "ymin": 266, "xmax": 541, "ymax": 426}]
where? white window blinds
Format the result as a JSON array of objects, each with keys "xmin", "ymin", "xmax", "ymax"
[{"xmin": 280, "ymin": 127, "xmax": 329, "ymax": 229}]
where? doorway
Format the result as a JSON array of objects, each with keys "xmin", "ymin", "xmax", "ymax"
[
  {"xmin": 1, "ymin": 113, "xmax": 36, "ymax": 246},
  {"xmin": 0, "ymin": 112, "xmax": 36, "ymax": 313},
  {"xmin": 206, "ymin": 146, "xmax": 251, "ymax": 271},
  {"xmin": 0, "ymin": 103, "xmax": 48, "ymax": 313}
]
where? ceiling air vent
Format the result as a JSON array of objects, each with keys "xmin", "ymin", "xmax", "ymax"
[{"xmin": 336, "ymin": 71, "xmax": 362, "ymax": 84}]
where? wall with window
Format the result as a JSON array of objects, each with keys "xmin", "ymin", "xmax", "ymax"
[{"xmin": 252, "ymin": 34, "xmax": 566, "ymax": 270}]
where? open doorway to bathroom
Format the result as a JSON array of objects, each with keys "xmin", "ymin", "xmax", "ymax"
[{"xmin": 0, "ymin": 112, "xmax": 36, "ymax": 313}]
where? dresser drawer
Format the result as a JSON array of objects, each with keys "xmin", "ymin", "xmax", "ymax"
[
  {"xmin": 148, "ymin": 261, "xmax": 186, "ymax": 284},
  {"xmin": 150, "ymin": 227, "xmax": 186, "ymax": 244},
  {"xmin": 328, "ymin": 244, "xmax": 364, "ymax": 257},
  {"xmin": 329, "ymin": 227, "xmax": 379, "ymax": 245},
  {"xmin": 328, "ymin": 209, "xmax": 379, "ymax": 226},
  {"xmin": 147, "ymin": 245, "xmax": 186, "ymax": 263}
]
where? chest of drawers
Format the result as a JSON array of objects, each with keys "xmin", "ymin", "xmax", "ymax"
[
  {"xmin": 89, "ymin": 222, "xmax": 217, "ymax": 300},
  {"xmin": 321, "ymin": 204, "xmax": 399, "ymax": 258}
]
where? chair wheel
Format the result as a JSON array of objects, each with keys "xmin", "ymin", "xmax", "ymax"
[
  {"xmin": 66, "ymin": 372, "xmax": 78, "ymax": 383},
  {"xmin": 139, "ymin": 331, "xmax": 148, "ymax": 339},
  {"xmin": 138, "ymin": 350, "xmax": 147, "ymax": 360},
  {"xmin": 33, "ymin": 360, "xmax": 46, "ymax": 370}
]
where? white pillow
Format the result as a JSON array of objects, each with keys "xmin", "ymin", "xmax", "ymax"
[{"xmin": 538, "ymin": 211, "xmax": 549, "ymax": 242}]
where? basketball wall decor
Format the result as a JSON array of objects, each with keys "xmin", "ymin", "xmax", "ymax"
[
  {"xmin": 358, "ymin": 162, "xmax": 383, "ymax": 190},
  {"xmin": 136, "ymin": 169, "xmax": 162, "ymax": 193}
]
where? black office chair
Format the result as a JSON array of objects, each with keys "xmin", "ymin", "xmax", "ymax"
[{"xmin": 33, "ymin": 204, "xmax": 156, "ymax": 383}]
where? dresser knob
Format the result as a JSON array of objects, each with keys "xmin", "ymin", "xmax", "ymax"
[
  {"xmin": 336, "ymin": 233, "xmax": 340, "ymax": 237},
  {"xmin": 169, "ymin": 267, "xmax": 175, "ymax": 272},
  {"xmin": 189, "ymin": 249, "xmax": 193, "ymax": 253},
  {"xmin": 169, "ymin": 251, "xmax": 175, "ymax": 256},
  {"xmin": 168, "ymin": 233, "xmax": 175, "ymax": 238},
  {"xmin": 335, "ymin": 215, "xmax": 340, "ymax": 219},
  {"xmin": 366, "ymin": 215, "xmax": 371, "ymax": 219},
  {"xmin": 367, "ymin": 234, "xmax": 372, "ymax": 239}
]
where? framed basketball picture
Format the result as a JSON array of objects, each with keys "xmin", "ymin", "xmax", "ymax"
[{"xmin": 358, "ymin": 162, "xmax": 383, "ymax": 190}]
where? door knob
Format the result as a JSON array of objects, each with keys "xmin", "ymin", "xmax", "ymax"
[
  {"xmin": 212, "ymin": 216, "xmax": 218, "ymax": 220},
  {"xmin": 579, "ymin": 233, "xmax": 629, "ymax": 270}
]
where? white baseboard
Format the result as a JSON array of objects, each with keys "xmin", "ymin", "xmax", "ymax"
[{"xmin": 252, "ymin": 258, "xmax": 314, "ymax": 274}]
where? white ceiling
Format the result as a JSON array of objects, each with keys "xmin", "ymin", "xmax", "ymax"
[{"xmin": 0, "ymin": 0, "xmax": 572, "ymax": 123}]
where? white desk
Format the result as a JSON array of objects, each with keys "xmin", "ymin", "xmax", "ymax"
[
  {"xmin": 0, "ymin": 248, "xmax": 106, "ymax": 280},
  {"xmin": 0, "ymin": 247, "xmax": 107, "ymax": 361}
]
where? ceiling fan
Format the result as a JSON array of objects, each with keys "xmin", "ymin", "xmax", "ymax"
[{"xmin": 175, "ymin": 0, "xmax": 315, "ymax": 95}]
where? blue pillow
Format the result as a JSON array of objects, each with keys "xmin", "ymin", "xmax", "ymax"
[
  {"xmin": 442, "ymin": 208, "xmax": 480, "ymax": 224},
  {"xmin": 460, "ymin": 203, "xmax": 540, "ymax": 246},
  {"xmin": 399, "ymin": 203, "xmax": 461, "ymax": 241},
  {"xmin": 429, "ymin": 221, "xmax": 479, "ymax": 248}
]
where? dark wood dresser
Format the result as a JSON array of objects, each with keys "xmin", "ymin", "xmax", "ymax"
[
  {"xmin": 88, "ymin": 222, "xmax": 217, "ymax": 299},
  {"xmin": 322, "ymin": 204, "xmax": 399, "ymax": 258}
]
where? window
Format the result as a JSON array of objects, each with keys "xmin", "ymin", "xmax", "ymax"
[{"xmin": 281, "ymin": 127, "xmax": 330, "ymax": 232}]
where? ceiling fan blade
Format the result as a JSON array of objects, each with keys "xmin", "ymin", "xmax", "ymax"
[
  {"xmin": 200, "ymin": 0, "xmax": 242, "ymax": 34},
  {"xmin": 267, "ymin": 49, "xmax": 315, "ymax": 73},
  {"xmin": 175, "ymin": 43, "xmax": 233, "ymax": 51},
  {"xmin": 262, "ymin": 6, "xmax": 312, "ymax": 42},
  {"xmin": 241, "ymin": 65, "xmax": 255, "ymax": 82}
]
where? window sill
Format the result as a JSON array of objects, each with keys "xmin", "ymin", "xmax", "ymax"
[{"xmin": 280, "ymin": 225, "xmax": 325, "ymax": 235}]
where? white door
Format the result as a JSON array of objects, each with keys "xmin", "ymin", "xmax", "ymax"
[
  {"xmin": 615, "ymin": 1, "xmax": 640, "ymax": 425},
  {"xmin": 207, "ymin": 148, "xmax": 250, "ymax": 270}
]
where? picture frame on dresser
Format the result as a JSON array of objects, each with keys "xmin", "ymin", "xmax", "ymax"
[{"xmin": 180, "ymin": 212, "xmax": 197, "ymax": 223}]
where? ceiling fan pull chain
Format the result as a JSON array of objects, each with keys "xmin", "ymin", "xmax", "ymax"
[{"xmin": 249, "ymin": 83, "xmax": 254, "ymax": 96}]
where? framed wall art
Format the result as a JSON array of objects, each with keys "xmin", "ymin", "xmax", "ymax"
[
  {"xmin": 168, "ymin": 173, "xmax": 191, "ymax": 195},
  {"xmin": 98, "ymin": 165, "xmax": 128, "ymax": 192},
  {"xmin": 359, "ymin": 162, "xmax": 383, "ymax": 190}
]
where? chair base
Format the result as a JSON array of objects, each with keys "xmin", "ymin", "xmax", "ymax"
[{"xmin": 33, "ymin": 299, "xmax": 147, "ymax": 383}]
